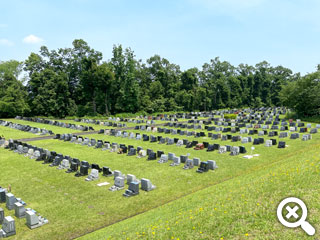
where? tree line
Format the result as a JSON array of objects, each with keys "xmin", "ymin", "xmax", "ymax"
[{"xmin": 0, "ymin": 39, "xmax": 319, "ymax": 118}]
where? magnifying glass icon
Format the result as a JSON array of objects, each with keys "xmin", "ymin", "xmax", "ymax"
[{"xmin": 277, "ymin": 197, "xmax": 316, "ymax": 236}]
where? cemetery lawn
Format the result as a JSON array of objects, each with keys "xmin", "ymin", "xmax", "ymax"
[
  {"xmin": 0, "ymin": 127, "xmax": 319, "ymax": 239},
  {"xmin": 79, "ymin": 137, "xmax": 320, "ymax": 240}
]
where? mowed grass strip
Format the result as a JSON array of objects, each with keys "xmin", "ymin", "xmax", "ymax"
[{"xmin": 78, "ymin": 138, "xmax": 320, "ymax": 240}]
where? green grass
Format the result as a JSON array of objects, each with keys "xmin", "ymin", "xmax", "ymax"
[
  {"xmin": 79, "ymin": 140, "xmax": 320, "ymax": 240},
  {"xmin": 0, "ymin": 118, "xmax": 319, "ymax": 240}
]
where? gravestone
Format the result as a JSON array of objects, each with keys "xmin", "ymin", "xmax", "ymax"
[
  {"xmin": 180, "ymin": 155, "xmax": 188, "ymax": 163},
  {"xmin": 279, "ymin": 132, "xmax": 288, "ymax": 138},
  {"xmin": 110, "ymin": 144, "xmax": 118, "ymax": 153},
  {"xmin": 241, "ymin": 137, "xmax": 248, "ymax": 144},
  {"xmin": 230, "ymin": 146, "xmax": 240, "ymax": 156},
  {"xmin": 1, "ymin": 216, "xmax": 16, "ymax": 237},
  {"xmin": 278, "ymin": 141, "xmax": 286, "ymax": 148},
  {"xmin": 253, "ymin": 138, "xmax": 260, "ymax": 145},
  {"xmin": 114, "ymin": 170, "xmax": 124, "ymax": 180},
  {"xmin": 75, "ymin": 161, "xmax": 90, "ymax": 177},
  {"xmin": 109, "ymin": 177, "xmax": 125, "ymax": 191},
  {"xmin": 183, "ymin": 159, "xmax": 194, "ymax": 169},
  {"xmin": 89, "ymin": 139, "xmax": 97, "ymax": 147},
  {"xmin": 137, "ymin": 150, "xmax": 147, "ymax": 158},
  {"xmin": 0, "ymin": 189, "xmax": 6, "ymax": 203},
  {"xmin": 14, "ymin": 202, "xmax": 26, "ymax": 218},
  {"xmin": 76, "ymin": 138, "xmax": 83, "ymax": 144},
  {"xmin": 85, "ymin": 169, "xmax": 99, "ymax": 181},
  {"xmin": 82, "ymin": 138, "xmax": 89, "ymax": 146},
  {"xmin": 102, "ymin": 143, "xmax": 110, "ymax": 151},
  {"xmin": 158, "ymin": 137, "xmax": 165, "ymax": 144},
  {"xmin": 148, "ymin": 152, "xmax": 157, "ymax": 160},
  {"xmin": 123, "ymin": 181, "xmax": 140, "ymax": 197},
  {"xmin": 193, "ymin": 158, "xmax": 200, "ymax": 166},
  {"xmin": 126, "ymin": 174, "xmax": 137, "ymax": 185},
  {"xmin": 207, "ymin": 160, "xmax": 218, "ymax": 170},
  {"xmin": 158, "ymin": 154, "xmax": 168, "ymax": 163},
  {"xmin": 102, "ymin": 167, "xmax": 113, "ymax": 176},
  {"xmin": 219, "ymin": 146, "xmax": 227, "ymax": 154},
  {"xmin": 26, "ymin": 210, "xmax": 39, "ymax": 229},
  {"xmin": 27, "ymin": 148, "xmax": 34, "ymax": 158},
  {"xmin": 95, "ymin": 141, "xmax": 103, "ymax": 149},
  {"xmin": 196, "ymin": 161, "xmax": 209, "ymax": 173},
  {"xmin": 302, "ymin": 134, "xmax": 312, "ymax": 141},
  {"xmin": 170, "ymin": 156, "xmax": 180, "ymax": 166},
  {"xmin": 176, "ymin": 140, "xmax": 183, "ymax": 146},
  {"xmin": 129, "ymin": 132, "xmax": 135, "ymax": 139},
  {"xmin": 290, "ymin": 133, "xmax": 299, "ymax": 139},
  {"xmin": 0, "ymin": 208, "xmax": 3, "ymax": 224},
  {"xmin": 265, "ymin": 140, "xmax": 272, "ymax": 147},
  {"xmin": 168, "ymin": 152, "xmax": 175, "ymax": 160},
  {"xmin": 14, "ymin": 145, "xmax": 23, "ymax": 154},
  {"xmin": 127, "ymin": 148, "xmax": 136, "ymax": 156},
  {"xmin": 32, "ymin": 150, "xmax": 41, "ymax": 160},
  {"xmin": 239, "ymin": 146, "xmax": 246, "ymax": 154},
  {"xmin": 150, "ymin": 136, "xmax": 157, "ymax": 142},
  {"xmin": 310, "ymin": 128, "xmax": 318, "ymax": 134},
  {"xmin": 141, "ymin": 178, "xmax": 156, "ymax": 191},
  {"xmin": 6, "ymin": 193, "xmax": 17, "ymax": 210},
  {"xmin": 167, "ymin": 138, "xmax": 174, "ymax": 145},
  {"xmin": 207, "ymin": 144, "xmax": 214, "ymax": 152}
]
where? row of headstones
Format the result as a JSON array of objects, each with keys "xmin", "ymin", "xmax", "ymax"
[
  {"xmin": 101, "ymin": 128, "xmax": 288, "ymax": 149},
  {"xmin": 0, "ymin": 187, "xmax": 48, "ymax": 238},
  {"xmin": 134, "ymin": 122, "xmax": 318, "ymax": 138},
  {"xmin": 15, "ymin": 116, "xmax": 93, "ymax": 131},
  {"xmin": 0, "ymin": 138, "xmax": 158, "ymax": 196},
  {"xmin": 59, "ymin": 131, "xmax": 245, "ymax": 157},
  {"xmin": 96, "ymin": 130, "xmax": 249, "ymax": 155},
  {"xmin": 213, "ymin": 132, "xmax": 314, "ymax": 142},
  {"xmin": 76, "ymin": 119, "xmax": 128, "ymax": 128},
  {"xmin": 2, "ymin": 138, "xmax": 111, "ymax": 182},
  {"xmin": 0, "ymin": 120, "xmax": 53, "ymax": 136},
  {"xmin": 56, "ymin": 133, "xmax": 219, "ymax": 171},
  {"xmin": 133, "ymin": 126, "xmax": 208, "ymax": 136},
  {"xmin": 167, "ymin": 118, "xmax": 319, "ymax": 132}
]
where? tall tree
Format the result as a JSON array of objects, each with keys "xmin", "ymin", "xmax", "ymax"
[{"xmin": 0, "ymin": 72, "xmax": 29, "ymax": 117}]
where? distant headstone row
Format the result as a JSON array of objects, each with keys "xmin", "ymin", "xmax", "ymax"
[
  {"xmin": 15, "ymin": 116, "xmax": 94, "ymax": 131},
  {"xmin": 0, "ymin": 186, "xmax": 48, "ymax": 238},
  {"xmin": 0, "ymin": 120, "xmax": 53, "ymax": 136}
]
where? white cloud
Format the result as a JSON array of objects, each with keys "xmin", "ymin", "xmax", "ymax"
[
  {"xmin": 0, "ymin": 38, "xmax": 14, "ymax": 46},
  {"xmin": 23, "ymin": 34, "xmax": 44, "ymax": 44},
  {"xmin": 0, "ymin": 23, "xmax": 7, "ymax": 28}
]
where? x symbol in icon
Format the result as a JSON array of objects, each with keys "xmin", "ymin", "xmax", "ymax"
[{"xmin": 286, "ymin": 205, "xmax": 299, "ymax": 219}]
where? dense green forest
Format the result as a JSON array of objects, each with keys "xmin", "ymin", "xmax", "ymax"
[{"xmin": 0, "ymin": 39, "xmax": 319, "ymax": 118}]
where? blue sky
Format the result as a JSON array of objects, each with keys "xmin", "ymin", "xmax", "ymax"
[{"xmin": 1, "ymin": 0, "xmax": 320, "ymax": 74}]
